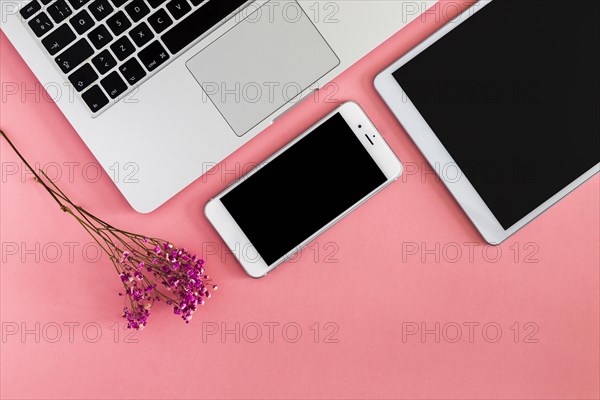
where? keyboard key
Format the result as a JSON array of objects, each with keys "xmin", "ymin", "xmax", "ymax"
[
  {"xmin": 81, "ymin": 85, "xmax": 109, "ymax": 112},
  {"xmin": 110, "ymin": 0, "xmax": 127, "ymax": 7},
  {"xmin": 88, "ymin": 25, "xmax": 112, "ymax": 49},
  {"xmin": 119, "ymin": 57, "xmax": 146, "ymax": 85},
  {"xmin": 20, "ymin": 0, "xmax": 41, "ymax": 20},
  {"xmin": 47, "ymin": 0, "xmax": 72, "ymax": 23},
  {"xmin": 110, "ymin": 36, "xmax": 135, "ymax": 60},
  {"xmin": 106, "ymin": 11, "xmax": 131, "ymax": 36},
  {"xmin": 137, "ymin": 40, "xmax": 169, "ymax": 72},
  {"xmin": 92, "ymin": 49, "xmax": 117, "ymax": 74},
  {"xmin": 28, "ymin": 13, "xmax": 54, "ymax": 37},
  {"xmin": 55, "ymin": 38, "xmax": 94, "ymax": 73},
  {"xmin": 162, "ymin": 0, "xmax": 248, "ymax": 54},
  {"xmin": 147, "ymin": 0, "xmax": 167, "ymax": 8},
  {"xmin": 69, "ymin": 9, "xmax": 95, "ymax": 34},
  {"xmin": 147, "ymin": 9, "xmax": 172, "ymax": 34},
  {"xmin": 129, "ymin": 22, "xmax": 154, "ymax": 47},
  {"xmin": 166, "ymin": 0, "xmax": 190, "ymax": 20},
  {"xmin": 41, "ymin": 0, "xmax": 53, "ymax": 4},
  {"xmin": 66, "ymin": 0, "xmax": 91, "ymax": 10},
  {"xmin": 68, "ymin": 63, "xmax": 98, "ymax": 91},
  {"xmin": 101, "ymin": 71, "xmax": 128, "ymax": 98},
  {"xmin": 125, "ymin": 0, "xmax": 149, "ymax": 23},
  {"xmin": 41, "ymin": 23, "xmax": 76, "ymax": 55},
  {"xmin": 89, "ymin": 0, "xmax": 113, "ymax": 21}
]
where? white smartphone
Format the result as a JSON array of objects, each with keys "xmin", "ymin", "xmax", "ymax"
[{"xmin": 205, "ymin": 102, "xmax": 402, "ymax": 278}]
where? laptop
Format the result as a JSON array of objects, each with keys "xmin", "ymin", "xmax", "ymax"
[{"xmin": 1, "ymin": 0, "xmax": 431, "ymax": 212}]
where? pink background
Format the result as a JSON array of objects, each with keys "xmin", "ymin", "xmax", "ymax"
[{"xmin": 1, "ymin": 1, "xmax": 599, "ymax": 399}]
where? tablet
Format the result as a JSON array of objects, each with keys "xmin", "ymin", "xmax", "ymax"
[{"xmin": 375, "ymin": 0, "xmax": 599, "ymax": 244}]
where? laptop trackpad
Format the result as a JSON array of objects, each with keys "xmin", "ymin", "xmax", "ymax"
[{"xmin": 186, "ymin": 1, "xmax": 339, "ymax": 137}]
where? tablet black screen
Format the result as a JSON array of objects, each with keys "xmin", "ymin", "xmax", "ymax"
[{"xmin": 392, "ymin": 0, "xmax": 599, "ymax": 229}]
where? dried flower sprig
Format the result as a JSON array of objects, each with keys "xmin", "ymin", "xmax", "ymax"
[{"xmin": 1, "ymin": 129, "xmax": 216, "ymax": 330}]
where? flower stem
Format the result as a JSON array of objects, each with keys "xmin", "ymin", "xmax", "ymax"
[{"xmin": 0, "ymin": 129, "xmax": 69, "ymax": 208}]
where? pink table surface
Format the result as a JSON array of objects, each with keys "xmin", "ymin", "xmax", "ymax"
[{"xmin": 1, "ymin": 1, "xmax": 599, "ymax": 399}]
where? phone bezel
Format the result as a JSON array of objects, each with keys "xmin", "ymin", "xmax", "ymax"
[{"xmin": 205, "ymin": 102, "xmax": 402, "ymax": 278}]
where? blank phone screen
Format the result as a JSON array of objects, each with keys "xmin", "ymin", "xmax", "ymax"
[
  {"xmin": 392, "ymin": 0, "xmax": 599, "ymax": 229},
  {"xmin": 221, "ymin": 113, "xmax": 387, "ymax": 265}
]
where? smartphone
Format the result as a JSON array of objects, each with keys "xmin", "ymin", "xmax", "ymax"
[{"xmin": 205, "ymin": 102, "xmax": 402, "ymax": 278}]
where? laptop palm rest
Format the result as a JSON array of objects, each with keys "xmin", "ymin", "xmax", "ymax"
[{"xmin": 186, "ymin": 1, "xmax": 340, "ymax": 137}]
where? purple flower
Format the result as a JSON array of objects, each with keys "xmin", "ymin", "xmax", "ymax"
[
  {"xmin": 116, "ymin": 241, "xmax": 214, "ymax": 329},
  {"xmin": 1, "ymin": 130, "xmax": 218, "ymax": 331}
]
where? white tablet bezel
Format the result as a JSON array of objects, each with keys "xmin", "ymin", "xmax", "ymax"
[
  {"xmin": 205, "ymin": 102, "xmax": 403, "ymax": 278},
  {"xmin": 375, "ymin": 0, "xmax": 599, "ymax": 244}
]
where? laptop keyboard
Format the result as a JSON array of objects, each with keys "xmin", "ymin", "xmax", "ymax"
[{"xmin": 20, "ymin": 0, "xmax": 250, "ymax": 114}]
